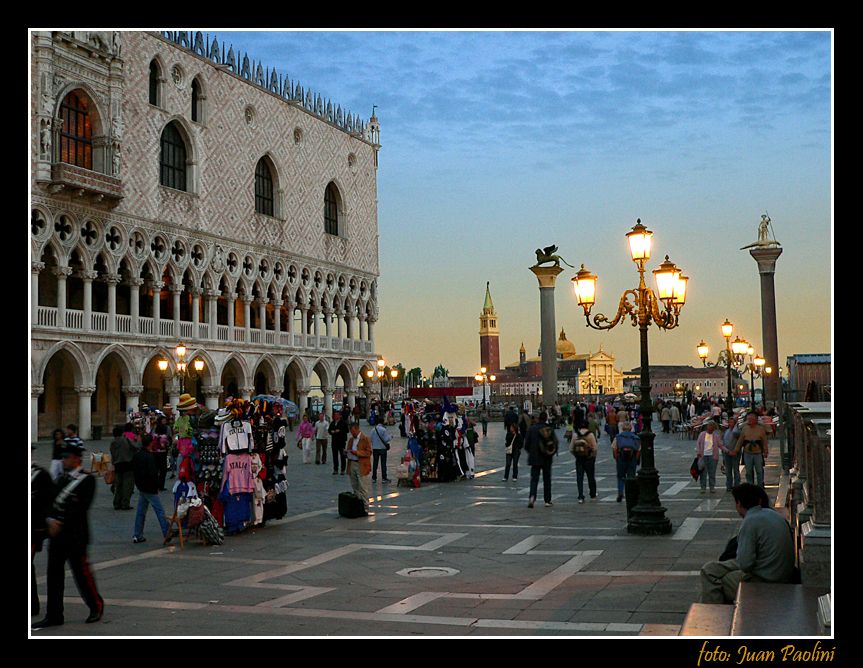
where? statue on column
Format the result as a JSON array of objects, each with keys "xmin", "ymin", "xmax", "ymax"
[
  {"xmin": 532, "ymin": 244, "xmax": 575, "ymax": 269},
  {"xmin": 741, "ymin": 214, "xmax": 780, "ymax": 250},
  {"xmin": 39, "ymin": 118, "xmax": 51, "ymax": 159}
]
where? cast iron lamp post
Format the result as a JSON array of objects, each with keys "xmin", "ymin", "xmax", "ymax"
[
  {"xmin": 572, "ymin": 219, "xmax": 688, "ymax": 535},
  {"xmin": 158, "ymin": 341, "xmax": 205, "ymax": 394},
  {"xmin": 697, "ymin": 321, "xmax": 749, "ymax": 416}
]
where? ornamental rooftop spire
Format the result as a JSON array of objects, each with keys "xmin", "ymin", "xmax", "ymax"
[
  {"xmin": 157, "ymin": 30, "xmax": 378, "ymax": 144},
  {"xmin": 483, "ymin": 281, "xmax": 495, "ymax": 314}
]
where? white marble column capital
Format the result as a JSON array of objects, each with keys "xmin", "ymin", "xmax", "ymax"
[
  {"xmin": 55, "ymin": 266, "xmax": 73, "ymax": 278},
  {"xmin": 75, "ymin": 385, "xmax": 97, "ymax": 396},
  {"xmin": 31, "ymin": 384, "xmax": 45, "ymax": 398},
  {"xmin": 32, "ymin": 261, "xmax": 45, "ymax": 273},
  {"xmin": 122, "ymin": 384, "xmax": 144, "ymax": 395},
  {"xmin": 81, "ymin": 270, "xmax": 99, "ymax": 282}
]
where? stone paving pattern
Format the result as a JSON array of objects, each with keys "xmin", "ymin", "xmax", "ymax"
[{"xmin": 30, "ymin": 422, "xmax": 782, "ymax": 636}]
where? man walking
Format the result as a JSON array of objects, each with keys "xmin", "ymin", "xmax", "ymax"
[
  {"xmin": 32, "ymin": 441, "xmax": 104, "ymax": 629},
  {"xmin": 31, "ymin": 463, "xmax": 55, "ymax": 617},
  {"xmin": 696, "ymin": 420, "xmax": 721, "ymax": 494},
  {"xmin": 370, "ymin": 420, "xmax": 392, "ymax": 483},
  {"xmin": 346, "ymin": 423, "xmax": 372, "ymax": 515},
  {"xmin": 328, "ymin": 410, "xmax": 349, "ymax": 475},
  {"xmin": 109, "ymin": 425, "xmax": 138, "ymax": 510},
  {"xmin": 314, "ymin": 411, "xmax": 330, "ymax": 466},
  {"xmin": 525, "ymin": 411, "xmax": 557, "ymax": 508},
  {"xmin": 131, "ymin": 433, "xmax": 173, "ymax": 544},
  {"xmin": 733, "ymin": 411, "xmax": 771, "ymax": 488},
  {"xmin": 612, "ymin": 422, "xmax": 641, "ymax": 502}
]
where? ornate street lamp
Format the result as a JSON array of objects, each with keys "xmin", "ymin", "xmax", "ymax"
[
  {"xmin": 572, "ymin": 218, "xmax": 687, "ymax": 535},
  {"xmin": 697, "ymin": 321, "xmax": 749, "ymax": 415},
  {"xmin": 474, "ymin": 367, "xmax": 496, "ymax": 408},
  {"xmin": 158, "ymin": 341, "xmax": 205, "ymax": 394}
]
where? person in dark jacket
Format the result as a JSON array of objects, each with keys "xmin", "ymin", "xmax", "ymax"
[
  {"xmin": 525, "ymin": 411, "xmax": 557, "ymax": 508},
  {"xmin": 502, "ymin": 422, "xmax": 523, "ymax": 481},
  {"xmin": 31, "ymin": 463, "xmax": 55, "ymax": 617},
  {"xmin": 328, "ymin": 410, "xmax": 349, "ymax": 475},
  {"xmin": 131, "ymin": 433, "xmax": 172, "ymax": 544},
  {"xmin": 110, "ymin": 425, "xmax": 138, "ymax": 510},
  {"xmin": 504, "ymin": 406, "xmax": 518, "ymax": 432},
  {"xmin": 32, "ymin": 442, "xmax": 104, "ymax": 629}
]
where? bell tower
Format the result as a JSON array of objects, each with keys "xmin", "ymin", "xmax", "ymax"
[{"xmin": 479, "ymin": 282, "xmax": 500, "ymax": 373}]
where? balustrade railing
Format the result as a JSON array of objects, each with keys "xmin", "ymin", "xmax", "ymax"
[
  {"xmin": 66, "ymin": 309, "xmax": 83, "ymax": 329},
  {"xmin": 91, "ymin": 312, "xmax": 109, "ymax": 332},
  {"xmin": 116, "ymin": 314, "xmax": 132, "ymax": 333},
  {"xmin": 37, "ymin": 306, "xmax": 57, "ymax": 328},
  {"xmin": 217, "ymin": 325, "xmax": 229, "ymax": 342}
]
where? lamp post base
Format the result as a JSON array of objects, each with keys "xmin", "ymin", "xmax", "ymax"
[{"xmin": 627, "ymin": 468, "xmax": 673, "ymax": 535}]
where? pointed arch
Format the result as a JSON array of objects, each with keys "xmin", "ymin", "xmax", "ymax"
[
  {"xmin": 92, "ymin": 343, "xmax": 136, "ymax": 388},
  {"xmin": 255, "ymin": 153, "xmax": 280, "ymax": 217},
  {"xmin": 220, "ymin": 352, "xmax": 251, "ymax": 390},
  {"xmin": 335, "ymin": 360, "xmax": 356, "ymax": 392},
  {"xmin": 35, "ymin": 340, "xmax": 91, "ymax": 387},
  {"xmin": 310, "ymin": 357, "xmax": 332, "ymax": 389},
  {"xmin": 159, "ymin": 117, "xmax": 197, "ymax": 193},
  {"xmin": 186, "ymin": 347, "xmax": 218, "ymax": 387},
  {"xmin": 252, "ymin": 353, "xmax": 280, "ymax": 395}
]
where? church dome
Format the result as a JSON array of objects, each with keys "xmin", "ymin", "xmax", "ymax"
[{"xmin": 557, "ymin": 328, "xmax": 577, "ymax": 359}]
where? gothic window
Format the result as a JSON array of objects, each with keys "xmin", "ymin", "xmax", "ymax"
[
  {"xmin": 149, "ymin": 60, "xmax": 160, "ymax": 106},
  {"xmin": 160, "ymin": 122, "xmax": 187, "ymax": 191},
  {"xmin": 191, "ymin": 78, "xmax": 201, "ymax": 122},
  {"xmin": 255, "ymin": 158, "xmax": 274, "ymax": 216},
  {"xmin": 59, "ymin": 91, "xmax": 93, "ymax": 169},
  {"xmin": 324, "ymin": 182, "xmax": 339, "ymax": 236}
]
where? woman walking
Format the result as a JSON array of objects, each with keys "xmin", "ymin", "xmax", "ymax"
[{"xmin": 296, "ymin": 415, "xmax": 315, "ymax": 464}]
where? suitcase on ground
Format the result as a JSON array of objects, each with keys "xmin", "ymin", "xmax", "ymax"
[{"xmin": 338, "ymin": 491, "xmax": 366, "ymax": 518}]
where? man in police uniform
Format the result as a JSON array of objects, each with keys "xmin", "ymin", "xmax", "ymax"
[
  {"xmin": 32, "ymin": 440, "xmax": 104, "ymax": 629},
  {"xmin": 31, "ymin": 463, "xmax": 55, "ymax": 616}
]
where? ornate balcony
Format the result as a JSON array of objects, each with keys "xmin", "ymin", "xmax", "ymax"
[{"xmin": 49, "ymin": 163, "xmax": 123, "ymax": 205}]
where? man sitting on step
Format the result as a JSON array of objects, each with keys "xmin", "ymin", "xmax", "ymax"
[{"xmin": 699, "ymin": 483, "xmax": 795, "ymax": 604}]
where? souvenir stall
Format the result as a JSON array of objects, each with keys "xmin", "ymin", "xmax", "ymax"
[{"xmin": 167, "ymin": 394, "xmax": 289, "ymax": 544}]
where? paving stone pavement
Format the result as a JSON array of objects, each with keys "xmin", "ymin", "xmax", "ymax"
[{"xmin": 30, "ymin": 421, "xmax": 782, "ymax": 636}]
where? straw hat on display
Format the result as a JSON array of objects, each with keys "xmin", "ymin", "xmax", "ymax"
[{"xmin": 177, "ymin": 393, "xmax": 198, "ymax": 411}]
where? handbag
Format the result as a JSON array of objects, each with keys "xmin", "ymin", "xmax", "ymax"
[
  {"xmin": 690, "ymin": 457, "xmax": 701, "ymax": 481},
  {"xmin": 104, "ymin": 469, "xmax": 115, "ymax": 485}
]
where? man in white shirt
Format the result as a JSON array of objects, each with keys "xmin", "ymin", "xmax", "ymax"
[{"xmin": 314, "ymin": 412, "xmax": 330, "ymax": 466}]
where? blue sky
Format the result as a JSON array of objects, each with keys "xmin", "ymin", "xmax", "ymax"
[{"xmin": 213, "ymin": 30, "xmax": 832, "ymax": 377}]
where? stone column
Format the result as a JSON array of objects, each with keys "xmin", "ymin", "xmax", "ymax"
[
  {"xmin": 258, "ymin": 298, "xmax": 267, "ymax": 334},
  {"xmin": 301, "ymin": 307, "xmax": 309, "ymax": 336},
  {"xmin": 81, "ymin": 270, "xmax": 97, "ymax": 332},
  {"xmin": 345, "ymin": 311, "xmax": 353, "ymax": 340},
  {"xmin": 206, "ymin": 289, "xmax": 220, "ymax": 340},
  {"xmin": 358, "ymin": 313, "xmax": 367, "ymax": 342},
  {"xmin": 129, "ymin": 278, "xmax": 143, "ymax": 334},
  {"xmin": 32, "ymin": 261, "xmax": 44, "ymax": 324},
  {"xmin": 312, "ymin": 307, "xmax": 320, "ymax": 337},
  {"xmin": 748, "ymin": 245, "xmax": 783, "ymax": 405},
  {"xmin": 191, "ymin": 287, "xmax": 201, "ymax": 337},
  {"xmin": 346, "ymin": 389, "xmax": 357, "ymax": 410},
  {"xmin": 336, "ymin": 310, "xmax": 343, "ymax": 339},
  {"xmin": 56, "ymin": 267, "xmax": 71, "ymax": 329},
  {"xmin": 296, "ymin": 386, "xmax": 310, "ymax": 418},
  {"xmin": 122, "ymin": 384, "xmax": 143, "ymax": 413},
  {"xmin": 530, "ymin": 265, "xmax": 564, "ymax": 406},
  {"xmin": 273, "ymin": 298, "xmax": 283, "ymax": 336},
  {"xmin": 239, "ymin": 386, "xmax": 254, "ymax": 402},
  {"xmin": 242, "ymin": 295, "xmax": 253, "ymax": 344},
  {"xmin": 227, "ymin": 291, "xmax": 237, "ymax": 337},
  {"xmin": 323, "ymin": 308, "xmax": 333, "ymax": 338},
  {"xmin": 323, "ymin": 386, "xmax": 334, "ymax": 418},
  {"xmin": 286, "ymin": 301, "xmax": 295, "ymax": 335},
  {"xmin": 31, "ymin": 384, "xmax": 44, "ymax": 443},
  {"xmin": 106, "ymin": 273, "xmax": 120, "ymax": 333},
  {"xmin": 368, "ymin": 315, "xmax": 376, "ymax": 350},
  {"xmin": 152, "ymin": 280, "xmax": 163, "ymax": 335},
  {"xmin": 171, "ymin": 284, "xmax": 183, "ymax": 335},
  {"xmin": 76, "ymin": 385, "xmax": 96, "ymax": 441},
  {"xmin": 202, "ymin": 385, "xmax": 224, "ymax": 411}
]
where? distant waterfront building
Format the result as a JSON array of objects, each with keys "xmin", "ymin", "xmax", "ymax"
[
  {"xmin": 495, "ymin": 329, "xmax": 629, "ymax": 399},
  {"xmin": 31, "ymin": 30, "xmax": 382, "ymax": 440}
]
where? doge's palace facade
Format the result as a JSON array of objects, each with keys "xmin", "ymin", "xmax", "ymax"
[{"xmin": 31, "ymin": 30, "xmax": 382, "ymax": 440}]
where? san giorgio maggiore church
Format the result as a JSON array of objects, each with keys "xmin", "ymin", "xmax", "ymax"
[
  {"xmin": 479, "ymin": 284, "xmax": 632, "ymax": 399},
  {"xmin": 30, "ymin": 30, "xmax": 383, "ymax": 440}
]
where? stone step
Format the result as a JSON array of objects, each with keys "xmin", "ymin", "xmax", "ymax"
[
  {"xmin": 679, "ymin": 603, "xmax": 734, "ymax": 636},
  {"xmin": 639, "ymin": 624, "xmax": 682, "ymax": 636},
  {"xmin": 731, "ymin": 582, "xmax": 829, "ymax": 636}
]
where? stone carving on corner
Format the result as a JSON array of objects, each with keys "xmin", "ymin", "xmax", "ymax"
[
  {"xmin": 112, "ymin": 141, "xmax": 121, "ymax": 175},
  {"xmin": 39, "ymin": 118, "xmax": 52, "ymax": 159},
  {"xmin": 211, "ymin": 244, "xmax": 226, "ymax": 273}
]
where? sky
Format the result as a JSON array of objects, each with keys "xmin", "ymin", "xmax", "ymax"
[{"xmin": 213, "ymin": 29, "xmax": 832, "ymax": 378}]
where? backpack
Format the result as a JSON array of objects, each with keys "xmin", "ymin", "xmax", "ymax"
[
  {"xmin": 570, "ymin": 430, "xmax": 589, "ymax": 458},
  {"xmin": 538, "ymin": 424, "xmax": 558, "ymax": 455},
  {"xmin": 617, "ymin": 432, "xmax": 639, "ymax": 460}
]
